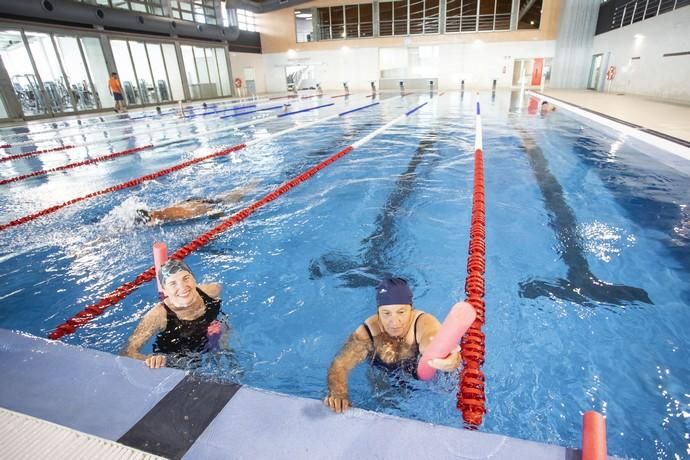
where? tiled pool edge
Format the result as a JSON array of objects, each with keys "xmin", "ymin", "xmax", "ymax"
[
  {"xmin": 526, "ymin": 90, "xmax": 690, "ymax": 162},
  {"xmin": 0, "ymin": 329, "xmax": 606, "ymax": 459}
]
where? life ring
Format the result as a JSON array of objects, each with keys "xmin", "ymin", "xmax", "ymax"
[
  {"xmin": 606, "ymin": 66, "xmax": 616, "ymax": 80},
  {"xmin": 234, "ymin": 77, "xmax": 243, "ymax": 88}
]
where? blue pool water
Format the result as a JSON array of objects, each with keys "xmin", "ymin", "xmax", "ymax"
[{"xmin": 0, "ymin": 92, "xmax": 688, "ymax": 459}]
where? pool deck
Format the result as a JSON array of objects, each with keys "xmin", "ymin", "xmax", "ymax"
[
  {"xmin": 0, "ymin": 328, "xmax": 599, "ymax": 460},
  {"xmin": 536, "ymin": 89, "xmax": 690, "ymax": 146}
]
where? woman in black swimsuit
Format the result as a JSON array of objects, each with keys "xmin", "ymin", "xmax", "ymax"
[
  {"xmin": 324, "ymin": 277, "xmax": 462, "ymax": 413},
  {"xmin": 123, "ymin": 259, "xmax": 226, "ymax": 369}
]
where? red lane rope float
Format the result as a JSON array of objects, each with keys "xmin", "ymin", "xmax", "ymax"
[
  {"xmin": 0, "ymin": 144, "xmax": 76, "ymax": 163},
  {"xmin": 0, "ymin": 144, "xmax": 11, "ymax": 149},
  {"xmin": 0, "ymin": 143, "xmax": 246, "ymax": 233},
  {"xmin": 457, "ymin": 146, "xmax": 487, "ymax": 428},
  {"xmin": 0, "ymin": 145, "xmax": 154, "ymax": 186},
  {"xmin": 48, "ymin": 144, "xmax": 356, "ymax": 340}
]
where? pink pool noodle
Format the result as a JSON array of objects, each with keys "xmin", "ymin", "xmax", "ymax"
[
  {"xmin": 417, "ymin": 301, "xmax": 476, "ymax": 381},
  {"xmin": 152, "ymin": 242, "xmax": 168, "ymax": 297}
]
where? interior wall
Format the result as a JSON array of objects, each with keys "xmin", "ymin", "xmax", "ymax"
[
  {"xmin": 591, "ymin": 6, "xmax": 690, "ymax": 102},
  {"xmin": 229, "ymin": 51, "xmax": 267, "ymax": 94},
  {"xmin": 252, "ymin": 40, "xmax": 555, "ymax": 92}
]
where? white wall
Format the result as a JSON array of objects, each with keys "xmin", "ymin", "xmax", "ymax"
[
  {"xmin": 228, "ymin": 52, "xmax": 267, "ymax": 94},
  {"xmin": 251, "ymin": 40, "xmax": 555, "ymax": 93},
  {"xmin": 592, "ymin": 7, "xmax": 690, "ymax": 102}
]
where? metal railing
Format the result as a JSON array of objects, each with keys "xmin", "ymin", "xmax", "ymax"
[{"xmin": 609, "ymin": 0, "xmax": 688, "ymax": 31}]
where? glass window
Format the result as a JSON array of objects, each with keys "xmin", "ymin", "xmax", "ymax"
[
  {"xmin": 518, "ymin": 0, "xmax": 542, "ymax": 29},
  {"xmin": 317, "ymin": 8, "xmax": 332, "ymax": 40},
  {"xmin": 237, "ymin": 9, "xmax": 256, "ymax": 32},
  {"xmin": 0, "ymin": 30, "xmax": 46, "ymax": 116},
  {"xmin": 111, "ymin": 39, "xmax": 140, "ymax": 105},
  {"xmin": 194, "ymin": 47, "xmax": 210, "ymax": 85},
  {"xmin": 129, "ymin": 40, "xmax": 157, "ymax": 104},
  {"xmin": 331, "ymin": 6, "xmax": 345, "ymax": 39},
  {"xmin": 0, "ymin": 92, "xmax": 8, "ymax": 118},
  {"xmin": 214, "ymin": 47, "xmax": 231, "ymax": 96},
  {"xmin": 410, "ymin": 0, "xmax": 424, "ymax": 35},
  {"xmin": 461, "ymin": 0, "xmax": 479, "ymax": 32},
  {"xmin": 205, "ymin": 48, "xmax": 221, "ymax": 98},
  {"xmin": 25, "ymin": 32, "xmax": 74, "ymax": 113},
  {"xmin": 425, "ymin": 0, "xmax": 440, "ymax": 34},
  {"xmin": 146, "ymin": 43, "xmax": 171, "ymax": 102},
  {"xmin": 181, "ymin": 45, "xmax": 198, "ymax": 88},
  {"xmin": 162, "ymin": 43, "xmax": 184, "ymax": 101},
  {"xmin": 495, "ymin": 0, "xmax": 511, "ymax": 30},
  {"xmin": 295, "ymin": 9, "xmax": 314, "ymax": 43},
  {"xmin": 478, "ymin": 0, "xmax": 495, "ymax": 31},
  {"xmin": 81, "ymin": 36, "xmax": 113, "ymax": 109},
  {"xmin": 54, "ymin": 35, "xmax": 98, "ymax": 111},
  {"xmin": 360, "ymin": 4, "xmax": 373, "ymax": 37},
  {"xmin": 393, "ymin": 0, "xmax": 408, "ymax": 35},
  {"xmin": 379, "ymin": 2, "xmax": 393, "ymax": 36},
  {"xmin": 345, "ymin": 5, "xmax": 359, "ymax": 38}
]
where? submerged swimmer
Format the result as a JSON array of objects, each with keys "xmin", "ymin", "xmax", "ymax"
[
  {"xmin": 324, "ymin": 277, "xmax": 462, "ymax": 413},
  {"xmin": 123, "ymin": 259, "xmax": 228, "ymax": 369},
  {"xmin": 133, "ymin": 179, "xmax": 259, "ymax": 225}
]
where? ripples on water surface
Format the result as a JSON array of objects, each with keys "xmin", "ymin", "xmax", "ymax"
[{"xmin": 0, "ymin": 92, "xmax": 688, "ymax": 459}]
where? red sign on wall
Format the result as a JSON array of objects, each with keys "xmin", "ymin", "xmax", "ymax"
[{"xmin": 532, "ymin": 58, "xmax": 544, "ymax": 86}]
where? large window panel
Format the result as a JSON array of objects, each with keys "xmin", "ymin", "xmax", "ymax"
[
  {"xmin": 379, "ymin": 2, "xmax": 394, "ymax": 36},
  {"xmin": 129, "ymin": 41, "xmax": 157, "ymax": 104},
  {"xmin": 410, "ymin": 0, "xmax": 424, "ymax": 35},
  {"xmin": 194, "ymin": 47, "xmax": 210, "ymax": 84},
  {"xmin": 445, "ymin": 0, "xmax": 462, "ymax": 32},
  {"xmin": 461, "ymin": 1, "xmax": 479, "ymax": 32},
  {"xmin": 495, "ymin": 0, "xmax": 511, "ymax": 30},
  {"xmin": 478, "ymin": 0, "xmax": 495, "ymax": 31},
  {"xmin": 345, "ymin": 5, "xmax": 359, "ymax": 38},
  {"xmin": 331, "ymin": 6, "xmax": 345, "ymax": 39},
  {"xmin": 111, "ymin": 39, "xmax": 140, "ymax": 105},
  {"xmin": 162, "ymin": 44, "xmax": 184, "ymax": 101},
  {"xmin": 204, "ymin": 48, "xmax": 221, "ymax": 98},
  {"xmin": 360, "ymin": 4, "xmax": 373, "ymax": 37},
  {"xmin": 81, "ymin": 37, "xmax": 113, "ymax": 109},
  {"xmin": 393, "ymin": 0, "xmax": 408, "ymax": 35},
  {"xmin": 425, "ymin": 0, "xmax": 440, "ymax": 34},
  {"xmin": 54, "ymin": 35, "xmax": 97, "ymax": 111},
  {"xmin": 26, "ymin": 32, "xmax": 74, "ymax": 113},
  {"xmin": 214, "ymin": 47, "xmax": 231, "ymax": 96},
  {"xmin": 518, "ymin": 0, "xmax": 542, "ymax": 29},
  {"xmin": 146, "ymin": 43, "xmax": 171, "ymax": 102},
  {"xmin": 0, "ymin": 30, "xmax": 46, "ymax": 116},
  {"xmin": 318, "ymin": 8, "xmax": 331, "ymax": 40}
]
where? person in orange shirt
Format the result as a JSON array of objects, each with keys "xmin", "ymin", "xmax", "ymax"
[{"xmin": 108, "ymin": 72, "xmax": 127, "ymax": 113}]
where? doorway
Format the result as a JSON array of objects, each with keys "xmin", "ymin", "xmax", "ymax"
[{"xmin": 587, "ymin": 54, "xmax": 603, "ymax": 90}]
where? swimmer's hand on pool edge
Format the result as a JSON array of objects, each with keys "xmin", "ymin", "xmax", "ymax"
[
  {"xmin": 144, "ymin": 354, "xmax": 167, "ymax": 369},
  {"xmin": 323, "ymin": 392, "xmax": 350, "ymax": 413}
]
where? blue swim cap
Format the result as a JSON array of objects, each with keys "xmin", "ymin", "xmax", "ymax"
[
  {"xmin": 158, "ymin": 259, "xmax": 194, "ymax": 286},
  {"xmin": 376, "ymin": 277, "xmax": 413, "ymax": 307}
]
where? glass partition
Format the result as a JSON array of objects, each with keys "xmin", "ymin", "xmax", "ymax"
[
  {"xmin": 205, "ymin": 48, "xmax": 221, "ymax": 98},
  {"xmin": 146, "ymin": 43, "xmax": 171, "ymax": 103},
  {"xmin": 54, "ymin": 35, "xmax": 98, "ymax": 110},
  {"xmin": 25, "ymin": 31, "xmax": 74, "ymax": 113},
  {"xmin": 80, "ymin": 36, "xmax": 112, "ymax": 109},
  {"xmin": 214, "ymin": 47, "xmax": 231, "ymax": 96},
  {"xmin": 0, "ymin": 30, "xmax": 47, "ymax": 116},
  {"xmin": 110, "ymin": 39, "xmax": 140, "ymax": 105},
  {"xmin": 129, "ymin": 41, "xmax": 157, "ymax": 104},
  {"xmin": 162, "ymin": 43, "xmax": 184, "ymax": 101}
]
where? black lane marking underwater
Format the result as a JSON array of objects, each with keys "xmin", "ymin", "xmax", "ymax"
[
  {"xmin": 515, "ymin": 126, "xmax": 652, "ymax": 306},
  {"xmin": 118, "ymin": 374, "xmax": 240, "ymax": 460},
  {"xmin": 567, "ymin": 134, "xmax": 690, "ymax": 288},
  {"xmin": 309, "ymin": 127, "xmax": 440, "ymax": 287}
]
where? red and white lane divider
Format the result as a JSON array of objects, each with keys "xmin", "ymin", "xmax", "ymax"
[
  {"xmin": 458, "ymin": 98, "xmax": 487, "ymax": 428},
  {"xmin": 0, "ymin": 100, "xmax": 379, "ymax": 233},
  {"xmin": 48, "ymin": 98, "xmax": 434, "ymax": 340},
  {"xmin": 0, "ymin": 145, "xmax": 76, "ymax": 163},
  {"xmin": 0, "ymin": 145, "xmax": 154, "ymax": 186}
]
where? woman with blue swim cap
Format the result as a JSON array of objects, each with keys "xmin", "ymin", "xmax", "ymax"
[
  {"xmin": 324, "ymin": 277, "xmax": 461, "ymax": 413},
  {"xmin": 123, "ymin": 259, "xmax": 226, "ymax": 369}
]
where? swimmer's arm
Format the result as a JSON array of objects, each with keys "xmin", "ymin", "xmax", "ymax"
[
  {"xmin": 220, "ymin": 178, "xmax": 261, "ymax": 204},
  {"xmin": 199, "ymin": 283, "xmax": 222, "ymax": 299},
  {"xmin": 122, "ymin": 304, "xmax": 166, "ymax": 361},
  {"xmin": 417, "ymin": 313, "xmax": 461, "ymax": 372},
  {"xmin": 325, "ymin": 326, "xmax": 372, "ymax": 412}
]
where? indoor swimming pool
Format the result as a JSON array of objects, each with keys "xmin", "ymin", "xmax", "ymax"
[{"xmin": 0, "ymin": 92, "xmax": 688, "ymax": 459}]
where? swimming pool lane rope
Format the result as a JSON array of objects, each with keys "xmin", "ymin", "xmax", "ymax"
[
  {"xmin": 0, "ymin": 145, "xmax": 154, "ymax": 186},
  {"xmin": 1, "ymin": 95, "xmax": 415, "ymax": 232},
  {"xmin": 0, "ymin": 145, "xmax": 76, "ymax": 163},
  {"xmin": 47, "ymin": 98, "xmax": 434, "ymax": 340},
  {"xmin": 458, "ymin": 100, "xmax": 487, "ymax": 428}
]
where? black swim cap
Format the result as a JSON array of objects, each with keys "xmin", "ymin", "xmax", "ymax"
[
  {"xmin": 158, "ymin": 259, "xmax": 194, "ymax": 286},
  {"xmin": 376, "ymin": 277, "xmax": 413, "ymax": 307},
  {"xmin": 133, "ymin": 209, "xmax": 151, "ymax": 225}
]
